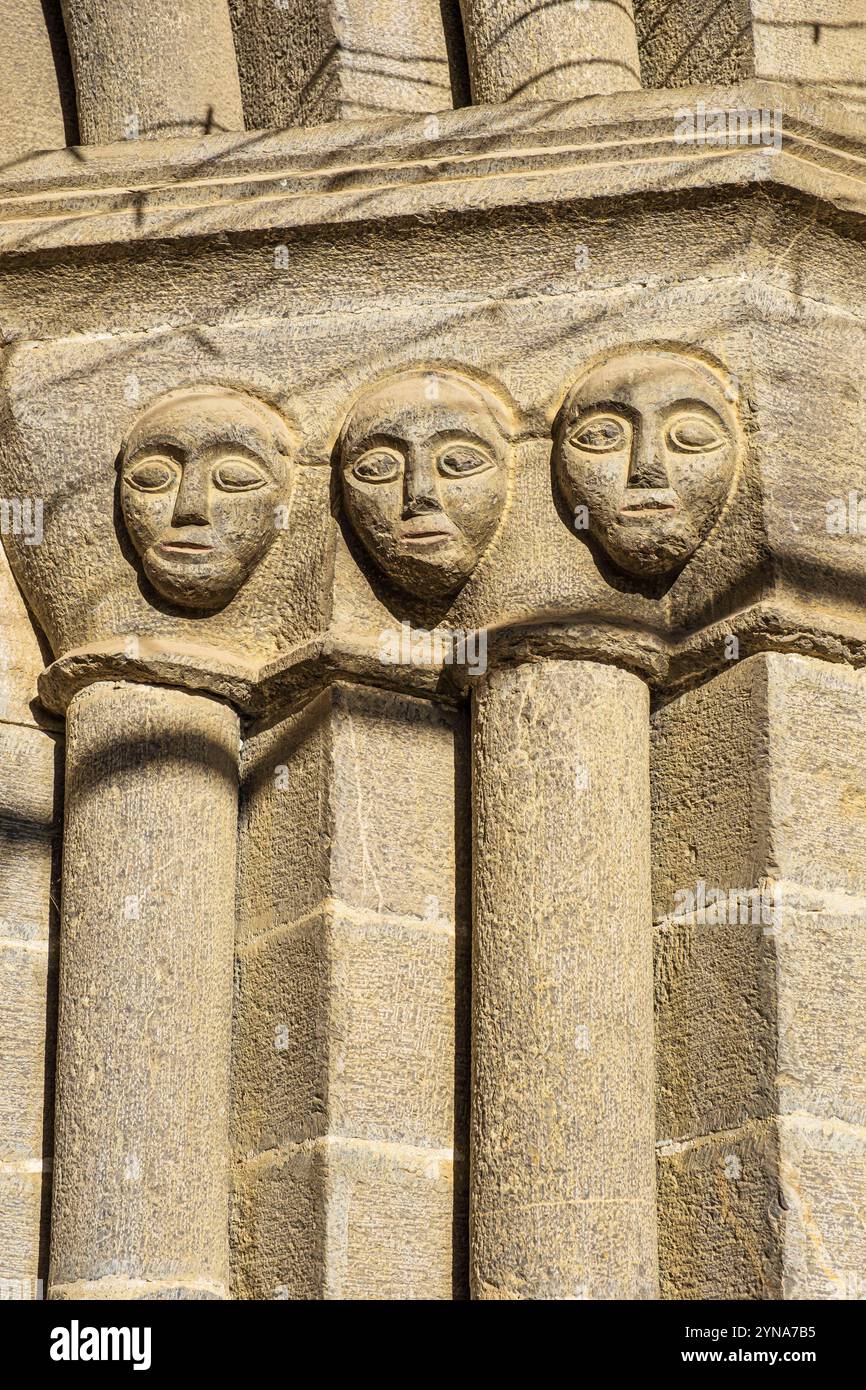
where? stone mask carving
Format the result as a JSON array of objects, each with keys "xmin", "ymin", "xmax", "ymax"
[
  {"xmin": 338, "ymin": 370, "xmax": 511, "ymax": 600},
  {"xmin": 120, "ymin": 386, "xmax": 293, "ymax": 610},
  {"xmin": 553, "ymin": 349, "xmax": 743, "ymax": 578}
]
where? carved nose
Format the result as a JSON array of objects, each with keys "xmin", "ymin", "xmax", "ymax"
[
  {"xmin": 402, "ymin": 455, "xmax": 440, "ymax": 515},
  {"xmin": 627, "ymin": 427, "xmax": 669, "ymax": 490},
  {"xmin": 171, "ymin": 467, "xmax": 211, "ymax": 527}
]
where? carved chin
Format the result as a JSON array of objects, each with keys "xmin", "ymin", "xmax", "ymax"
[
  {"xmin": 142, "ymin": 551, "xmax": 244, "ymax": 610},
  {"xmin": 380, "ymin": 541, "xmax": 477, "ymax": 601},
  {"xmin": 600, "ymin": 518, "xmax": 702, "ymax": 577}
]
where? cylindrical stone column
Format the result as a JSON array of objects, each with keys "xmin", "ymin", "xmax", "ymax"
[
  {"xmin": 49, "ymin": 681, "xmax": 239, "ymax": 1300},
  {"xmin": 458, "ymin": 0, "xmax": 641, "ymax": 105},
  {"xmin": 0, "ymin": 0, "xmax": 77, "ymax": 159},
  {"xmin": 471, "ymin": 658, "xmax": 657, "ymax": 1299},
  {"xmin": 60, "ymin": 0, "xmax": 244, "ymax": 144}
]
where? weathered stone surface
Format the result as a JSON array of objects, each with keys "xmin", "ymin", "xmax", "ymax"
[
  {"xmin": 238, "ymin": 684, "xmax": 467, "ymax": 936},
  {"xmin": 460, "ymin": 0, "xmax": 641, "ymax": 104},
  {"xmin": 0, "ymin": 0, "xmax": 76, "ymax": 159},
  {"xmin": 774, "ymin": 895, "xmax": 866, "ymax": 1130},
  {"xmin": 654, "ymin": 652, "xmax": 866, "ymax": 1299},
  {"xmin": 0, "ymin": 540, "xmax": 58, "ymax": 1294},
  {"xmin": 233, "ymin": 1138, "xmax": 461, "ymax": 1300},
  {"xmin": 1, "ymin": 6, "xmax": 865, "ymax": 1303},
  {"xmin": 636, "ymin": 0, "xmax": 866, "ymax": 93},
  {"xmin": 657, "ymin": 1123, "xmax": 783, "ymax": 1300},
  {"xmin": 778, "ymin": 1116, "xmax": 866, "ymax": 1299},
  {"xmin": 229, "ymin": 0, "xmax": 465, "ymax": 127},
  {"xmin": 49, "ymin": 682, "xmax": 238, "ymax": 1299},
  {"xmin": 234, "ymin": 681, "xmax": 468, "ymax": 1298},
  {"xmin": 655, "ymin": 919, "xmax": 777, "ymax": 1145},
  {"xmin": 234, "ymin": 908, "xmax": 466, "ymax": 1156},
  {"xmin": 60, "ymin": 0, "xmax": 244, "ymax": 143},
  {"xmin": 471, "ymin": 659, "xmax": 657, "ymax": 1299},
  {"xmin": 751, "ymin": 1, "xmax": 866, "ymax": 92},
  {"xmin": 652, "ymin": 657, "xmax": 773, "ymax": 925},
  {"xmin": 0, "ymin": 1172, "xmax": 50, "ymax": 1292}
]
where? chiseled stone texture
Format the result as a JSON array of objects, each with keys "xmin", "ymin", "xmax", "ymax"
[
  {"xmin": 229, "ymin": 0, "xmax": 464, "ymax": 127},
  {"xmin": 60, "ymin": 0, "xmax": 244, "ymax": 143},
  {"xmin": 0, "ymin": 0, "xmax": 76, "ymax": 158},
  {"xmin": 657, "ymin": 1123, "xmax": 783, "ymax": 1300},
  {"xmin": 50, "ymin": 682, "xmax": 238, "ymax": 1300},
  {"xmin": 654, "ymin": 653, "xmax": 866, "ymax": 1299},
  {"xmin": 233, "ymin": 682, "xmax": 468, "ymax": 1298},
  {"xmin": 471, "ymin": 659, "xmax": 657, "ymax": 1300},
  {"xmin": 637, "ymin": 0, "xmax": 866, "ymax": 92},
  {"xmin": 460, "ymin": 0, "xmax": 641, "ymax": 105},
  {"xmin": 0, "ymin": 543, "xmax": 59, "ymax": 1296}
]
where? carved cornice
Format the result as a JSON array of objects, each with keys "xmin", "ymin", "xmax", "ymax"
[{"xmin": 0, "ymin": 82, "xmax": 863, "ymax": 255}]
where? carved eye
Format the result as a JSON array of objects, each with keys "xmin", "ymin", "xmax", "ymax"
[
  {"xmin": 351, "ymin": 450, "xmax": 401, "ymax": 483},
  {"xmin": 667, "ymin": 416, "xmax": 725, "ymax": 453},
  {"xmin": 570, "ymin": 417, "xmax": 628, "ymax": 452},
  {"xmin": 212, "ymin": 459, "xmax": 268, "ymax": 491},
  {"xmin": 438, "ymin": 446, "xmax": 493, "ymax": 478},
  {"xmin": 125, "ymin": 458, "xmax": 177, "ymax": 492}
]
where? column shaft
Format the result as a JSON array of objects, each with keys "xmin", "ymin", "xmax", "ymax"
[
  {"xmin": 0, "ymin": 0, "xmax": 76, "ymax": 158},
  {"xmin": 471, "ymin": 658, "xmax": 657, "ymax": 1299},
  {"xmin": 49, "ymin": 681, "xmax": 238, "ymax": 1300},
  {"xmin": 0, "ymin": 543, "xmax": 60, "ymax": 1298},
  {"xmin": 459, "ymin": 0, "xmax": 641, "ymax": 105},
  {"xmin": 61, "ymin": 0, "xmax": 244, "ymax": 143}
]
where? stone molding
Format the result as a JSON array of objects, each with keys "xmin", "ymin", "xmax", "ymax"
[{"xmin": 0, "ymin": 82, "xmax": 863, "ymax": 253}]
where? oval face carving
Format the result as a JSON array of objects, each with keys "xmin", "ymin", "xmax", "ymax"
[
  {"xmin": 339, "ymin": 371, "xmax": 511, "ymax": 600},
  {"xmin": 120, "ymin": 386, "xmax": 293, "ymax": 610},
  {"xmin": 553, "ymin": 349, "xmax": 743, "ymax": 578}
]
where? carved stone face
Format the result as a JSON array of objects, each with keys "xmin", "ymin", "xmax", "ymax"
[
  {"xmin": 120, "ymin": 387, "xmax": 292, "ymax": 610},
  {"xmin": 554, "ymin": 351, "xmax": 742, "ymax": 577},
  {"xmin": 339, "ymin": 373, "xmax": 509, "ymax": 600}
]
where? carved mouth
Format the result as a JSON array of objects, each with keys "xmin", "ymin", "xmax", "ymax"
[
  {"xmin": 402, "ymin": 531, "xmax": 453, "ymax": 546},
  {"xmin": 399, "ymin": 520, "xmax": 456, "ymax": 546},
  {"xmin": 619, "ymin": 496, "xmax": 678, "ymax": 519},
  {"xmin": 159, "ymin": 541, "xmax": 214, "ymax": 553}
]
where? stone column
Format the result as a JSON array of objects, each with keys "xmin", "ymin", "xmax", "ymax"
[
  {"xmin": 0, "ymin": 0, "xmax": 77, "ymax": 159},
  {"xmin": 0, "ymin": 544, "xmax": 60, "ymax": 1299},
  {"xmin": 459, "ymin": 0, "xmax": 641, "ymax": 105},
  {"xmin": 49, "ymin": 680, "xmax": 238, "ymax": 1301},
  {"xmin": 470, "ymin": 658, "xmax": 658, "ymax": 1300},
  {"xmin": 61, "ymin": 0, "xmax": 244, "ymax": 143}
]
